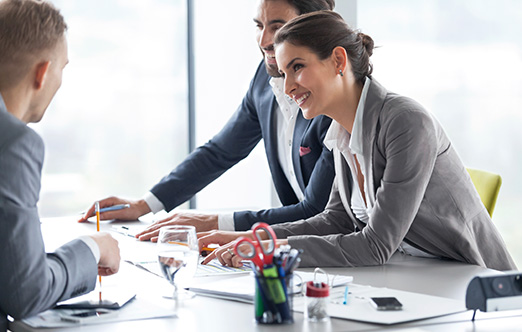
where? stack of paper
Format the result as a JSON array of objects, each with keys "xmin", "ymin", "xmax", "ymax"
[
  {"xmin": 125, "ymin": 259, "xmax": 251, "ymax": 278},
  {"xmin": 187, "ymin": 271, "xmax": 353, "ymax": 303}
]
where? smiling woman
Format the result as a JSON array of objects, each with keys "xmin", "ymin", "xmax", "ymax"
[
  {"xmin": 274, "ymin": 14, "xmax": 374, "ymax": 124},
  {"xmin": 198, "ymin": 10, "xmax": 516, "ymax": 271},
  {"xmin": 268, "ymin": 10, "xmax": 516, "ymax": 270}
]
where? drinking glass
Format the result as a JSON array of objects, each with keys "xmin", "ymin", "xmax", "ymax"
[{"xmin": 157, "ymin": 225, "xmax": 199, "ymax": 301}]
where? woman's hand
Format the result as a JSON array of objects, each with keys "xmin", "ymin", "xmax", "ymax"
[
  {"xmin": 198, "ymin": 230, "xmax": 253, "ymax": 266},
  {"xmin": 199, "ymin": 230, "xmax": 289, "ymax": 268},
  {"xmin": 211, "ymin": 238, "xmax": 289, "ymax": 268}
]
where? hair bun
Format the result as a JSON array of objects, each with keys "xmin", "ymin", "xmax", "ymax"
[
  {"xmin": 325, "ymin": 0, "xmax": 335, "ymax": 10},
  {"xmin": 358, "ymin": 32, "xmax": 374, "ymax": 57}
]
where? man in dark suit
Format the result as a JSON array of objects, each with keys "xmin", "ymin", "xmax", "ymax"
[
  {"xmin": 81, "ymin": 0, "xmax": 336, "ymax": 239},
  {"xmin": 0, "ymin": 1, "xmax": 120, "ymax": 330}
]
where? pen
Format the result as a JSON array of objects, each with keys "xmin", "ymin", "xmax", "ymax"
[
  {"xmin": 343, "ymin": 285, "xmax": 349, "ymax": 305},
  {"xmin": 99, "ymin": 204, "xmax": 130, "ymax": 213},
  {"xmin": 95, "ymin": 202, "xmax": 102, "ymax": 288},
  {"xmin": 111, "ymin": 225, "xmax": 135, "ymax": 238},
  {"xmin": 168, "ymin": 241, "xmax": 216, "ymax": 253},
  {"xmin": 95, "ymin": 202, "xmax": 100, "ymax": 232},
  {"xmin": 79, "ymin": 204, "xmax": 131, "ymax": 218},
  {"xmin": 284, "ymin": 248, "xmax": 302, "ymax": 274}
]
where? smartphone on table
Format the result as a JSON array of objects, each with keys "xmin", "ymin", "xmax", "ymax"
[
  {"xmin": 370, "ymin": 297, "xmax": 403, "ymax": 311},
  {"xmin": 59, "ymin": 308, "xmax": 113, "ymax": 323}
]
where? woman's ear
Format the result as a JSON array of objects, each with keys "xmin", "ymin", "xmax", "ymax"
[
  {"xmin": 34, "ymin": 61, "xmax": 51, "ymax": 90},
  {"xmin": 332, "ymin": 46, "xmax": 348, "ymax": 75}
]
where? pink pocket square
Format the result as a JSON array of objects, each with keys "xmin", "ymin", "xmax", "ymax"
[{"xmin": 299, "ymin": 146, "xmax": 312, "ymax": 157}]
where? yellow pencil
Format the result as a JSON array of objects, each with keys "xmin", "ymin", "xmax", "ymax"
[
  {"xmin": 95, "ymin": 202, "xmax": 101, "ymax": 286},
  {"xmin": 168, "ymin": 241, "xmax": 215, "ymax": 253}
]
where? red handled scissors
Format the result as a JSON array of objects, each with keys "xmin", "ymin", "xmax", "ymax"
[{"xmin": 234, "ymin": 222, "xmax": 277, "ymax": 272}]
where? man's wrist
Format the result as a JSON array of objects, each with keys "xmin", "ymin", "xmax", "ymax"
[
  {"xmin": 142, "ymin": 192, "xmax": 164, "ymax": 214},
  {"xmin": 135, "ymin": 198, "xmax": 152, "ymax": 216},
  {"xmin": 217, "ymin": 213, "xmax": 235, "ymax": 231}
]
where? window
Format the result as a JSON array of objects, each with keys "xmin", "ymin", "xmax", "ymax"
[
  {"xmin": 34, "ymin": 0, "xmax": 188, "ymax": 217},
  {"xmin": 358, "ymin": 0, "xmax": 522, "ymax": 267},
  {"xmin": 192, "ymin": 0, "xmax": 274, "ymax": 212}
]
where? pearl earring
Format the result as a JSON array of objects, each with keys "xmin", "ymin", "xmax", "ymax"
[{"xmin": 339, "ymin": 69, "xmax": 344, "ymax": 77}]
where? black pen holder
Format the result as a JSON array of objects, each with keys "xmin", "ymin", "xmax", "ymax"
[{"xmin": 254, "ymin": 271, "xmax": 293, "ymax": 324}]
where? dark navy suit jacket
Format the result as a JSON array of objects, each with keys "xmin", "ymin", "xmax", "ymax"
[{"xmin": 150, "ymin": 61, "xmax": 335, "ymax": 231}]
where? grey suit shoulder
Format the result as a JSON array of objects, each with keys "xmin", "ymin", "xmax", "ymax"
[{"xmin": 0, "ymin": 100, "xmax": 98, "ymax": 331}]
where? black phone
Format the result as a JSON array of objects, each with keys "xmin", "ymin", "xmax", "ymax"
[
  {"xmin": 59, "ymin": 309, "xmax": 112, "ymax": 323},
  {"xmin": 370, "ymin": 297, "xmax": 403, "ymax": 311},
  {"xmin": 55, "ymin": 289, "xmax": 136, "ymax": 310}
]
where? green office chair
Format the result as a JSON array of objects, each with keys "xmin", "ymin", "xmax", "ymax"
[{"xmin": 466, "ymin": 168, "xmax": 502, "ymax": 217}]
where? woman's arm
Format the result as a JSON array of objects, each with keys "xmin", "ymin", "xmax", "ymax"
[{"xmin": 285, "ymin": 106, "xmax": 440, "ymax": 267}]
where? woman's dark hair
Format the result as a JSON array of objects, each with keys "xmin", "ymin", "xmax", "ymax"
[
  {"xmin": 285, "ymin": 0, "xmax": 335, "ymax": 14},
  {"xmin": 274, "ymin": 10, "xmax": 374, "ymax": 83}
]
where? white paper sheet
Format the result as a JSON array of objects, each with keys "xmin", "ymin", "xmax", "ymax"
[
  {"xmin": 22, "ymin": 295, "xmax": 176, "ymax": 328},
  {"xmin": 125, "ymin": 259, "xmax": 251, "ymax": 278},
  {"xmin": 187, "ymin": 271, "xmax": 353, "ymax": 303},
  {"xmin": 112, "ymin": 229, "xmax": 251, "ymax": 277},
  {"xmin": 293, "ymin": 284, "xmax": 467, "ymax": 325}
]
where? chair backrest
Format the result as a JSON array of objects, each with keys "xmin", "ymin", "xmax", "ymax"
[{"xmin": 466, "ymin": 168, "xmax": 502, "ymax": 217}]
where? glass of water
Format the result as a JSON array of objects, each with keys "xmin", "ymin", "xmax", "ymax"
[{"xmin": 157, "ymin": 225, "xmax": 199, "ymax": 301}]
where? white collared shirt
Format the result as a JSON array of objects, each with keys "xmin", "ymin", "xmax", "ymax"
[
  {"xmin": 324, "ymin": 77, "xmax": 372, "ymax": 224},
  {"xmin": 0, "ymin": 93, "xmax": 6, "ymax": 111},
  {"xmin": 79, "ymin": 235, "xmax": 100, "ymax": 263},
  {"xmin": 270, "ymin": 77, "xmax": 305, "ymax": 202},
  {"xmin": 324, "ymin": 78, "xmax": 435, "ymax": 258}
]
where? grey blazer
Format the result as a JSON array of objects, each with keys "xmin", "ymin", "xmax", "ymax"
[
  {"xmin": 0, "ymin": 96, "xmax": 97, "ymax": 331},
  {"xmin": 272, "ymin": 79, "xmax": 516, "ymax": 271}
]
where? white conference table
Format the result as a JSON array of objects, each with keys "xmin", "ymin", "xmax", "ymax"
[{"xmin": 8, "ymin": 216, "xmax": 522, "ymax": 332}]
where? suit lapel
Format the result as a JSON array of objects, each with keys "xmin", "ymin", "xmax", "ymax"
[
  {"xmin": 335, "ymin": 149, "xmax": 350, "ymax": 208},
  {"xmin": 361, "ymin": 78, "xmax": 387, "ymax": 206},
  {"xmin": 265, "ymin": 95, "xmax": 298, "ymax": 204},
  {"xmin": 292, "ymin": 110, "xmax": 307, "ymax": 191},
  {"xmin": 258, "ymin": 70, "xmax": 279, "ymax": 170},
  {"xmin": 334, "ymin": 149, "xmax": 360, "ymax": 230}
]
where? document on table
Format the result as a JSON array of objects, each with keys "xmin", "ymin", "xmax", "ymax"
[
  {"xmin": 111, "ymin": 225, "xmax": 143, "ymax": 238},
  {"xmin": 125, "ymin": 259, "xmax": 252, "ymax": 277},
  {"xmin": 187, "ymin": 274, "xmax": 466, "ymax": 324},
  {"xmin": 22, "ymin": 295, "xmax": 175, "ymax": 328},
  {"xmin": 293, "ymin": 284, "xmax": 467, "ymax": 325},
  {"xmin": 187, "ymin": 271, "xmax": 354, "ymax": 303},
  {"xmin": 111, "ymin": 226, "xmax": 251, "ymax": 277}
]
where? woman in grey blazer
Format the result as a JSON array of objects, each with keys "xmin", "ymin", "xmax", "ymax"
[{"xmin": 200, "ymin": 11, "xmax": 516, "ymax": 271}]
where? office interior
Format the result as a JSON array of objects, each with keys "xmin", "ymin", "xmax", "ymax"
[{"xmin": 31, "ymin": 1, "xmax": 522, "ymax": 272}]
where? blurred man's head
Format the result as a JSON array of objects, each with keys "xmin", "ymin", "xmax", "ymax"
[
  {"xmin": 0, "ymin": 0, "xmax": 68, "ymax": 123},
  {"xmin": 254, "ymin": 0, "xmax": 335, "ymax": 77}
]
